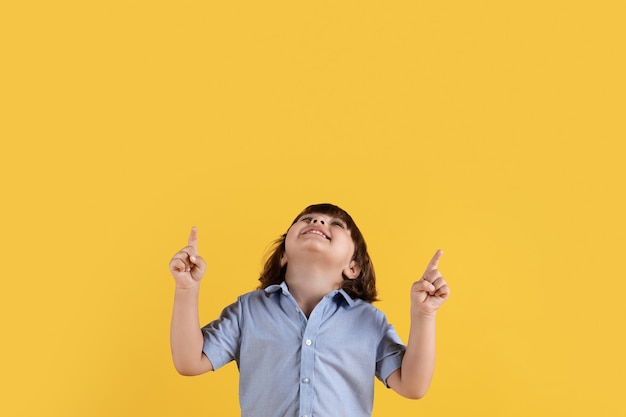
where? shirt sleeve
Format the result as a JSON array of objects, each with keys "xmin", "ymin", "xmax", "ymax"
[
  {"xmin": 201, "ymin": 298, "xmax": 242, "ymax": 371},
  {"xmin": 375, "ymin": 320, "xmax": 406, "ymax": 387}
]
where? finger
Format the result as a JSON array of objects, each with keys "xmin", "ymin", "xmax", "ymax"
[
  {"xmin": 169, "ymin": 257, "xmax": 188, "ymax": 272},
  {"xmin": 422, "ymin": 268, "xmax": 442, "ymax": 283},
  {"xmin": 413, "ymin": 280, "xmax": 435, "ymax": 294},
  {"xmin": 424, "ymin": 249, "xmax": 444, "ymax": 275},
  {"xmin": 411, "ymin": 281, "xmax": 432, "ymax": 302},
  {"xmin": 431, "ymin": 276, "xmax": 447, "ymax": 291},
  {"xmin": 435, "ymin": 284, "xmax": 450, "ymax": 299},
  {"xmin": 172, "ymin": 246, "xmax": 196, "ymax": 261},
  {"xmin": 177, "ymin": 245, "xmax": 198, "ymax": 259},
  {"xmin": 188, "ymin": 226, "xmax": 198, "ymax": 251},
  {"xmin": 190, "ymin": 254, "xmax": 207, "ymax": 271}
]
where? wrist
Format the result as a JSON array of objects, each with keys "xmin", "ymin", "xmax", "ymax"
[
  {"xmin": 411, "ymin": 310, "xmax": 437, "ymax": 321},
  {"xmin": 175, "ymin": 283, "xmax": 201, "ymax": 293}
]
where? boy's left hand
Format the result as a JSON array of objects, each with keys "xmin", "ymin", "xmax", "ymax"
[{"xmin": 411, "ymin": 249, "xmax": 450, "ymax": 317}]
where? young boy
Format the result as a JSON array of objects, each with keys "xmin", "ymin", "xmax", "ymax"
[{"xmin": 169, "ymin": 203, "xmax": 450, "ymax": 417}]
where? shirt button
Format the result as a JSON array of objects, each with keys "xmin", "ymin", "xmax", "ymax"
[
  {"xmin": 302, "ymin": 377, "xmax": 310, "ymax": 383},
  {"xmin": 305, "ymin": 339, "xmax": 312, "ymax": 346}
]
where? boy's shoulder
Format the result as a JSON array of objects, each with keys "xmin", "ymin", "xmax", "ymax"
[{"xmin": 237, "ymin": 288, "xmax": 270, "ymax": 302}]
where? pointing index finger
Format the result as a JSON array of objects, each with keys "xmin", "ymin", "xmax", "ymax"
[
  {"xmin": 188, "ymin": 226, "xmax": 198, "ymax": 251},
  {"xmin": 424, "ymin": 249, "xmax": 444, "ymax": 274}
]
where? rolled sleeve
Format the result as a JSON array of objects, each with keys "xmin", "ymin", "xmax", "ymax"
[
  {"xmin": 376, "ymin": 324, "xmax": 406, "ymax": 387},
  {"xmin": 201, "ymin": 299, "xmax": 242, "ymax": 370}
]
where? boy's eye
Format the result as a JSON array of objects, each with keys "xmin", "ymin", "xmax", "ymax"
[
  {"xmin": 299, "ymin": 216, "xmax": 345, "ymax": 229},
  {"xmin": 331, "ymin": 221, "xmax": 345, "ymax": 229}
]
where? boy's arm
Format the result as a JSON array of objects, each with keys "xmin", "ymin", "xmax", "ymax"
[
  {"xmin": 387, "ymin": 250, "xmax": 450, "ymax": 399},
  {"xmin": 386, "ymin": 313, "xmax": 437, "ymax": 399},
  {"xmin": 170, "ymin": 286, "xmax": 214, "ymax": 375},
  {"xmin": 169, "ymin": 227, "xmax": 214, "ymax": 375}
]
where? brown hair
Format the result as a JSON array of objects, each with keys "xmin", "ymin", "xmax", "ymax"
[{"xmin": 258, "ymin": 203, "xmax": 378, "ymax": 303}]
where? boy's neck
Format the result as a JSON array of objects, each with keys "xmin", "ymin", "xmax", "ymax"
[{"xmin": 284, "ymin": 263, "xmax": 343, "ymax": 317}]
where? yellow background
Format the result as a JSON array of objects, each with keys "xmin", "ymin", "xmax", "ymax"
[{"xmin": 2, "ymin": 1, "xmax": 625, "ymax": 416}]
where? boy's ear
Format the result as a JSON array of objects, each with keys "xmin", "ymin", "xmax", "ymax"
[
  {"xmin": 280, "ymin": 253, "xmax": 288, "ymax": 267},
  {"xmin": 343, "ymin": 261, "xmax": 361, "ymax": 280}
]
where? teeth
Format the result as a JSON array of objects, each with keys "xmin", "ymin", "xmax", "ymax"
[{"xmin": 304, "ymin": 230, "xmax": 328, "ymax": 239}]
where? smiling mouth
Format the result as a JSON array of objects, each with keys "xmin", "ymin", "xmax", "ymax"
[{"xmin": 302, "ymin": 229, "xmax": 330, "ymax": 240}]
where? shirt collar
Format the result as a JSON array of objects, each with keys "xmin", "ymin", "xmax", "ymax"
[{"xmin": 264, "ymin": 281, "xmax": 356, "ymax": 308}]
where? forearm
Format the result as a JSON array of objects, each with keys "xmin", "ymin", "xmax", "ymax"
[
  {"xmin": 170, "ymin": 286, "xmax": 212, "ymax": 375},
  {"xmin": 388, "ymin": 249, "xmax": 449, "ymax": 398},
  {"xmin": 393, "ymin": 313, "xmax": 437, "ymax": 399}
]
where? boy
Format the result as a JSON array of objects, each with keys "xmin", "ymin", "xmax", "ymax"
[{"xmin": 169, "ymin": 204, "xmax": 450, "ymax": 417}]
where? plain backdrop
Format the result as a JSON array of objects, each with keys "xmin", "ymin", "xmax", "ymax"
[{"xmin": 1, "ymin": 1, "xmax": 625, "ymax": 416}]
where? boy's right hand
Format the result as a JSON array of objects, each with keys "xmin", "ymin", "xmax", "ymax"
[{"xmin": 169, "ymin": 227, "xmax": 206, "ymax": 289}]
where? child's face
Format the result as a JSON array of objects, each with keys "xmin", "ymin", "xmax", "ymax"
[{"xmin": 282, "ymin": 212, "xmax": 360, "ymax": 279}]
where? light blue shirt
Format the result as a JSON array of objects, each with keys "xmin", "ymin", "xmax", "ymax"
[{"xmin": 202, "ymin": 282, "xmax": 406, "ymax": 417}]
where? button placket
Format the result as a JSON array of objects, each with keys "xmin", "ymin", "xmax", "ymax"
[{"xmin": 298, "ymin": 297, "xmax": 330, "ymax": 417}]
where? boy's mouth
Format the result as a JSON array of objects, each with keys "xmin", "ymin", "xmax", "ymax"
[{"xmin": 301, "ymin": 227, "xmax": 330, "ymax": 240}]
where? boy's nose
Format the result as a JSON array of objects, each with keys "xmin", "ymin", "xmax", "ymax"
[{"xmin": 312, "ymin": 217, "xmax": 325, "ymax": 225}]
